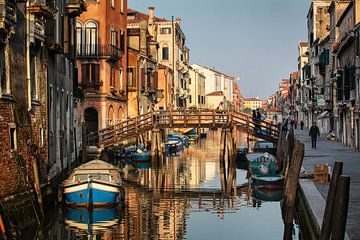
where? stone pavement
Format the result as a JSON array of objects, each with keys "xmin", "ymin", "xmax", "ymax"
[{"xmin": 294, "ymin": 128, "xmax": 360, "ymax": 240}]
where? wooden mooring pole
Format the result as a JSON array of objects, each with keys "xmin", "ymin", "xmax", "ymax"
[
  {"xmin": 331, "ymin": 175, "xmax": 350, "ymax": 240},
  {"xmin": 226, "ymin": 128, "xmax": 236, "ymax": 194},
  {"xmin": 320, "ymin": 161, "xmax": 343, "ymax": 240},
  {"xmin": 219, "ymin": 128, "xmax": 227, "ymax": 191},
  {"xmin": 283, "ymin": 141, "xmax": 304, "ymax": 240},
  {"xmin": 151, "ymin": 128, "xmax": 163, "ymax": 164}
]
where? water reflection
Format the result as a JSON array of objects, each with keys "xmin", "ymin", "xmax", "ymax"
[
  {"xmin": 64, "ymin": 207, "xmax": 122, "ymax": 238},
  {"xmin": 41, "ymin": 129, "xmax": 299, "ymax": 240}
]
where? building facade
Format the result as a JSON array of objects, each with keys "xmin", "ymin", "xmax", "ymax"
[
  {"xmin": 76, "ymin": 0, "xmax": 128, "ymax": 143},
  {"xmin": 188, "ymin": 66, "xmax": 206, "ymax": 109}
]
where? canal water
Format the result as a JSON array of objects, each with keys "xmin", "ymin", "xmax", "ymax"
[{"xmin": 35, "ymin": 130, "xmax": 301, "ymax": 240}]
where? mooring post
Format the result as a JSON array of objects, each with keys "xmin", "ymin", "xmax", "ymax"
[
  {"xmin": 283, "ymin": 141, "xmax": 304, "ymax": 240},
  {"xmin": 226, "ymin": 129, "xmax": 236, "ymax": 193},
  {"xmin": 331, "ymin": 175, "xmax": 350, "ymax": 240},
  {"xmin": 320, "ymin": 161, "xmax": 343, "ymax": 240},
  {"xmin": 82, "ymin": 123, "xmax": 87, "ymax": 163},
  {"xmin": 219, "ymin": 128, "xmax": 227, "ymax": 191}
]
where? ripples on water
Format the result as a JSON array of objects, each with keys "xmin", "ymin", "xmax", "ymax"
[{"xmin": 40, "ymin": 130, "xmax": 301, "ymax": 240}]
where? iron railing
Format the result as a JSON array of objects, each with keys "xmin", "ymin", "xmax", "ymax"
[{"xmin": 77, "ymin": 44, "xmax": 122, "ymax": 59}]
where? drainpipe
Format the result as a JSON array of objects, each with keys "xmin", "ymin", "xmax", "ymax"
[{"xmin": 26, "ymin": 1, "xmax": 31, "ymax": 110}]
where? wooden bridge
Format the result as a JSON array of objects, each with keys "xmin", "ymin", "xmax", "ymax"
[{"xmin": 86, "ymin": 109, "xmax": 280, "ymax": 148}]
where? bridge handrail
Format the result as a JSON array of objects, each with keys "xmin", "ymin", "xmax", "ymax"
[{"xmin": 86, "ymin": 109, "xmax": 279, "ymax": 147}]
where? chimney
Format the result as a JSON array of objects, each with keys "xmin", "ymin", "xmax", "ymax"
[
  {"xmin": 149, "ymin": 7, "xmax": 155, "ymax": 25},
  {"xmin": 176, "ymin": 17, "xmax": 181, "ymax": 26}
]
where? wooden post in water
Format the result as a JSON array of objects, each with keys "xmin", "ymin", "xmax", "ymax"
[
  {"xmin": 219, "ymin": 128, "xmax": 227, "ymax": 191},
  {"xmin": 82, "ymin": 123, "xmax": 87, "ymax": 163},
  {"xmin": 151, "ymin": 128, "xmax": 161, "ymax": 163},
  {"xmin": 226, "ymin": 129, "xmax": 235, "ymax": 193},
  {"xmin": 320, "ymin": 161, "xmax": 343, "ymax": 240},
  {"xmin": 331, "ymin": 175, "xmax": 350, "ymax": 240},
  {"xmin": 283, "ymin": 141, "xmax": 304, "ymax": 240}
]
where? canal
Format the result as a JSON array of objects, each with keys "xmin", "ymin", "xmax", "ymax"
[{"xmin": 35, "ymin": 130, "xmax": 301, "ymax": 240}]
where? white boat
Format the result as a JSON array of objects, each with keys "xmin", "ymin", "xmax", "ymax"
[{"xmin": 63, "ymin": 160, "xmax": 123, "ymax": 207}]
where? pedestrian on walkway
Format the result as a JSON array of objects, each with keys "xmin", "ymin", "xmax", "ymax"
[
  {"xmin": 300, "ymin": 120, "xmax": 304, "ymax": 130},
  {"xmin": 309, "ymin": 122, "xmax": 320, "ymax": 149},
  {"xmin": 294, "ymin": 119, "xmax": 298, "ymax": 129}
]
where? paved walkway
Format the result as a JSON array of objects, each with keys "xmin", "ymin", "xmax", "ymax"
[{"xmin": 294, "ymin": 128, "xmax": 360, "ymax": 240}]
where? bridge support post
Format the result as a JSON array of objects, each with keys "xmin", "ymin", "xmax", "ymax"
[{"xmin": 151, "ymin": 128, "xmax": 163, "ymax": 163}]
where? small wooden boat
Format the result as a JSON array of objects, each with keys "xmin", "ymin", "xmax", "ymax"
[
  {"xmin": 253, "ymin": 140, "xmax": 277, "ymax": 155},
  {"xmin": 64, "ymin": 207, "xmax": 121, "ymax": 235},
  {"xmin": 165, "ymin": 140, "xmax": 180, "ymax": 156},
  {"xmin": 248, "ymin": 152, "xmax": 278, "ymax": 176},
  {"xmin": 63, "ymin": 160, "xmax": 123, "ymax": 207},
  {"xmin": 251, "ymin": 174, "xmax": 285, "ymax": 190}
]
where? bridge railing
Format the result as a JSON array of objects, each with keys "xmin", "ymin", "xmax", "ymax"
[{"xmin": 87, "ymin": 109, "xmax": 280, "ymax": 147}]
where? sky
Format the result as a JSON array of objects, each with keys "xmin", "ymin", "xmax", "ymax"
[{"xmin": 128, "ymin": 0, "xmax": 312, "ymax": 99}]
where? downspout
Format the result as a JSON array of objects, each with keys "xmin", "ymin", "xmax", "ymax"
[{"xmin": 26, "ymin": 1, "xmax": 31, "ymax": 110}]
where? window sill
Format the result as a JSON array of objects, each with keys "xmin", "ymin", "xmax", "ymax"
[
  {"xmin": 31, "ymin": 99, "xmax": 41, "ymax": 107},
  {"xmin": 0, "ymin": 93, "xmax": 14, "ymax": 101}
]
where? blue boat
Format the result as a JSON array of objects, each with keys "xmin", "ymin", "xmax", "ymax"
[
  {"xmin": 132, "ymin": 150, "xmax": 151, "ymax": 161},
  {"xmin": 168, "ymin": 134, "xmax": 189, "ymax": 148},
  {"xmin": 165, "ymin": 139, "xmax": 180, "ymax": 156},
  {"xmin": 236, "ymin": 147, "xmax": 248, "ymax": 162},
  {"xmin": 63, "ymin": 160, "xmax": 123, "ymax": 207},
  {"xmin": 64, "ymin": 207, "xmax": 121, "ymax": 235},
  {"xmin": 131, "ymin": 161, "xmax": 151, "ymax": 169}
]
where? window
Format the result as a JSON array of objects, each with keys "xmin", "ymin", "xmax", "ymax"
[
  {"xmin": 160, "ymin": 27, "xmax": 171, "ymax": 34},
  {"xmin": 110, "ymin": 0, "xmax": 114, "ymax": 8},
  {"xmin": 0, "ymin": 44, "xmax": 6, "ymax": 94},
  {"xmin": 40, "ymin": 128, "xmax": 44, "ymax": 147},
  {"xmin": 119, "ymin": 68, "xmax": 123, "ymax": 90},
  {"xmin": 81, "ymin": 63, "xmax": 100, "ymax": 88},
  {"xmin": 127, "ymin": 67, "xmax": 135, "ymax": 87},
  {"xmin": 198, "ymin": 95, "xmax": 201, "ymax": 104},
  {"xmin": 30, "ymin": 46, "xmax": 37, "ymax": 100},
  {"xmin": 110, "ymin": 65, "xmax": 115, "ymax": 87},
  {"xmin": 189, "ymin": 95, "xmax": 192, "ymax": 103},
  {"xmin": 120, "ymin": 30, "xmax": 124, "ymax": 52},
  {"xmin": 10, "ymin": 128, "xmax": 17, "ymax": 151},
  {"xmin": 76, "ymin": 21, "xmax": 83, "ymax": 54},
  {"xmin": 85, "ymin": 21, "xmax": 98, "ymax": 55},
  {"xmin": 120, "ymin": 0, "xmax": 124, "ymax": 13},
  {"xmin": 162, "ymin": 45, "xmax": 169, "ymax": 60},
  {"xmin": 110, "ymin": 25, "xmax": 117, "ymax": 47}
]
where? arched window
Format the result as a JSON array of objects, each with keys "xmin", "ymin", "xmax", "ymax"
[
  {"xmin": 85, "ymin": 21, "xmax": 98, "ymax": 55},
  {"xmin": 117, "ymin": 107, "xmax": 123, "ymax": 124},
  {"xmin": 108, "ymin": 106, "xmax": 114, "ymax": 126},
  {"xmin": 76, "ymin": 21, "xmax": 83, "ymax": 55}
]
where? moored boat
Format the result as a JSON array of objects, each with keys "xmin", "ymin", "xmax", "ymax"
[
  {"xmin": 63, "ymin": 160, "xmax": 123, "ymax": 207},
  {"xmin": 132, "ymin": 150, "xmax": 151, "ymax": 161},
  {"xmin": 248, "ymin": 152, "xmax": 278, "ymax": 176},
  {"xmin": 253, "ymin": 140, "xmax": 277, "ymax": 155},
  {"xmin": 236, "ymin": 147, "xmax": 248, "ymax": 162},
  {"xmin": 251, "ymin": 174, "xmax": 285, "ymax": 190}
]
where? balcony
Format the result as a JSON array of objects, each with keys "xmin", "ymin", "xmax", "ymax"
[
  {"xmin": 0, "ymin": 0, "xmax": 17, "ymax": 29},
  {"xmin": 65, "ymin": 0, "xmax": 86, "ymax": 17},
  {"xmin": 77, "ymin": 44, "xmax": 122, "ymax": 60},
  {"xmin": 28, "ymin": 0, "xmax": 56, "ymax": 19}
]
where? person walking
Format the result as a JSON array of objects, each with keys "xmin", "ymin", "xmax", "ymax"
[
  {"xmin": 309, "ymin": 122, "xmax": 320, "ymax": 149},
  {"xmin": 300, "ymin": 120, "xmax": 304, "ymax": 130}
]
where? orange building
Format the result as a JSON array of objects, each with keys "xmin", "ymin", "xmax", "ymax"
[{"xmin": 76, "ymin": 0, "xmax": 128, "ymax": 136}]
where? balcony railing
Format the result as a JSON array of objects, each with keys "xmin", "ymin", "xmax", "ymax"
[
  {"xmin": 28, "ymin": 0, "xmax": 56, "ymax": 19},
  {"xmin": 77, "ymin": 44, "xmax": 122, "ymax": 60},
  {"xmin": 65, "ymin": 0, "xmax": 86, "ymax": 17}
]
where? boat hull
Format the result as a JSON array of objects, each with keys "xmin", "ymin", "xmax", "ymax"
[
  {"xmin": 251, "ymin": 175, "xmax": 285, "ymax": 190},
  {"xmin": 64, "ymin": 181, "xmax": 122, "ymax": 207}
]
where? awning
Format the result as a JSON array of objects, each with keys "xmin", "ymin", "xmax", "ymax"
[{"xmin": 318, "ymin": 111, "xmax": 329, "ymax": 119}]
